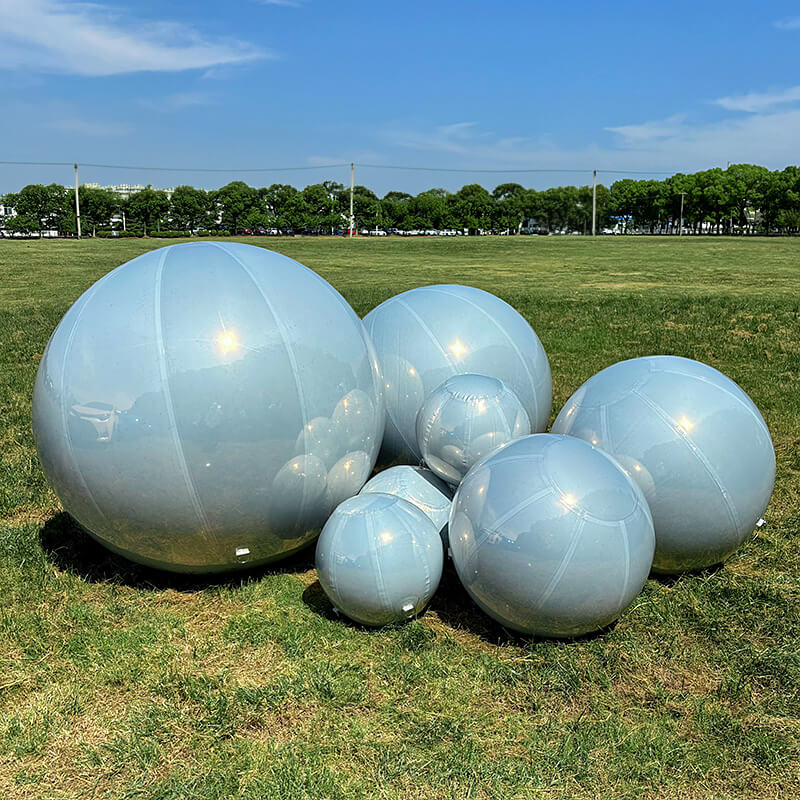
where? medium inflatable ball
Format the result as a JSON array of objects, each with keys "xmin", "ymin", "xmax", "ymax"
[
  {"xmin": 449, "ymin": 434, "xmax": 655, "ymax": 638},
  {"xmin": 416, "ymin": 373, "xmax": 530, "ymax": 486},
  {"xmin": 360, "ymin": 465, "xmax": 452, "ymax": 545},
  {"xmin": 363, "ymin": 285, "xmax": 551, "ymax": 464},
  {"xmin": 552, "ymin": 356, "xmax": 775, "ymax": 574},
  {"xmin": 33, "ymin": 242, "xmax": 385, "ymax": 573},
  {"xmin": 316, "ymin": 493, "xmax": 444, "ymax": 626}
]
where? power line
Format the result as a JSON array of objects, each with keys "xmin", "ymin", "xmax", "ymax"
[
  {"xmin": 596, "ymin": 169, "xmax": 678, "ymax": 175},
  {"xmin": 1, "ymin": 159, "xmax": 680, "ymax": 175},
  {"xmin": 0, "ymin": 160, "xmax": 349, "ymax": 172},
  {"xmin": 81, "ymin": 162, "xmax": 350, "ymax": 173},
  {"xmin": 355, "ymin": 164, "xmax": 595, "ymax": 173},
  {"xmin": 358, "ymin": 165, "xmax": 679, "ymax": 175},
  {"xmin": 0, "ymin": 160, "xmax": 74, "ymax": 167}
]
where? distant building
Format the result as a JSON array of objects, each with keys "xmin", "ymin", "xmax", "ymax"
[{"xmin": 84, "ymin": 183, "xmax": 175, "ymax": 199}]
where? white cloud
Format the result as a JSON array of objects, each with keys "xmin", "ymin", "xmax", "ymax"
[
  {"xmin": 47, "ymin": 117, "xmax": 132, "ymax": 136},
  {"xmin": 140, "ymin": 92, "xmax": 216, "ymax": 111},
  {"xmin": 713, "ymin": 86, "xmax": 800, "ymax": 113},
  {"xmin": 0, "ymin": 0, "xmax": 266, "ymax": 76},
  {"xmin": 385, "ymin": 122, "xmax": 494, "ymax": 155},
  {"xmin": 774, "ymin": 16, "xmax": 800, "ymax": 30},
  {"xmin": 605, "ymin": 114, "xmax": 687, "ymax": 144},
  {"xmin": 603, "ymin": 109, "xmax": 800, "ymax": 168},
  {"xmin": 382, "ymin": 106, "xmax": 800, "ymax": 177}
]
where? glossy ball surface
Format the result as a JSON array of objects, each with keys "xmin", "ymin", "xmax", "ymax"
[
  {"xmin": 360, "ymin": 465, "xmax": 452, "ymax": 546},
  {"xmin": 449, "ymin": 434, "xmax": 655, "ymax": 638},
  {"xmin": 315, "ymin": 493, "xmax": 444, "ymax": 626},
  {"xmin": 416, "ymin": 373, "xmax": 530, "ymax": 485},
  {"xmin": 363, "ymin": 285, "xmax": 551, "ymax": 464},
  {"xmin": 33, "ymin": 242, "xmax": 384, "ymax": 573},
  {"xmin": 552, "ymin": 356, "xmax": 775, "ymax": 573}
]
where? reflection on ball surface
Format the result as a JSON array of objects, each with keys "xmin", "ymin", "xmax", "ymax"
[
  {"xmin": 32, "ymin": 242, "xmax": 384, "ymax": 573},
  {"xmin": 552, "ymin": 356, "xmax": 775, "ymax": 573},
  {"xmin": 449, "ymin": 434, "xmax": 655, "ymax": 638},
  {"xmin": 360, "ymin": 465, "xmax": 452, "ymax": 545},
  {"xmin": 363, "ymin": 285, "xmax": 551, "ymax": 464},
  {"xmin": 315, "ymin": 493, "xmax": 444, "ymax": 626},
  {"xmin": 416, "ymin": 373, "xmax": 530, "ymax": 485}
]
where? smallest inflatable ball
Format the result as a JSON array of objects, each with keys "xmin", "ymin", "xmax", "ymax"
[{"xmin": 316, "ymin": 493, "xmax": 444, "ymax": 626}]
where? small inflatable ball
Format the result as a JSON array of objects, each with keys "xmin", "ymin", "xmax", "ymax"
[
  {"xmin": 416, "ymin": 373, "xmax": 530, "ymax": 485},
  {"xmin": 363, "ymin": 285, "xmax": 551, "ymax": 464},
  {"xmin": 32, "ymin": 242, "xmax": 385, "ymax": 573},
  {"xmin": 552, "ymin": 356, "xmax": 775, "ymax": 574},
  {"xmin": 315, "ymin": 493, "xmax": 444, "ymax": 626},
  {"xmin": 449, "ymin": 434, "xmax": 655, "ymax": 638},
  {"xmin": 360, "ymin": 465, "xmax": 452, "ymax": 545}
]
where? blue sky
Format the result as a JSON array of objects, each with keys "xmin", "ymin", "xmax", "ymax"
[{"xmin": 2, "ymin": 0, "xmax": 800, "ymax": 195}]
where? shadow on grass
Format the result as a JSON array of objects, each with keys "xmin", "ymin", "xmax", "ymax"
[
  {"xmin": 301, "ymin": 559, "xmax": 618, "ymax": 646},
  {"xmin": 649, "ymin": 561, "xmax": 725, "ymax": 587},
  {"xmin": 430, "ymin": 562, "xmax": 619, "ymax": 646},
  {"xmin": 41, "ymin": 511, "xmax": 624, "ymax": 645},
  {"xmin": 38, "ymin": 511, "xmax": 316, "ymax": 592},
  {"xmin": 301, "ymin": 578, "xmax": 440, "ymax": 633}
]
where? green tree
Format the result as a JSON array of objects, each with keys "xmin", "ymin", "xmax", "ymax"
[
  {"xmin": 2, "ymin": 200, "xmax": 38, "ymax": 236},
  {"xmin": 214, "ymin": 181, "xmax": 258, "ymax": 233},
  {"xmin": 724, "ymin": 164, "xmax": 769, "ymax": 232},
  {"xmin": 126, "ymin": 186, "xmax": 170, "ymax": 236},
  {"xmin": 408, "ymin": 189, "xmax": 451, "ymax": 230},
  {"xmin": 260, "ymin": 184, "xmax": 298, "ymax": 228},
  {"xmin": 493, "ymin": 183, "xmax": 527, "ymax": 232},
  {"xmin": 302, "ymin": 182, "xmax": 343, "ymax": 232},
  {"xmin": 381, "ymin": 191, "xmax": 412, "ymax": 230},
  {"xmin": 351, "ymin": 186, "xmax": 379, "ymax": 231},
  {"xmin": 11, "ymin": 183, "xmax": 69, "ymax": 236},
  {"xmin": 450, "ymin": 184, "xmax": 494, "ymax": 233},
  {"xmin": 78, "ymin": 186, "xmax": 117, "ymax": 235},
  {"xmin": 170, "ymin": 185, "xmax": 210, "ymax": 231}
]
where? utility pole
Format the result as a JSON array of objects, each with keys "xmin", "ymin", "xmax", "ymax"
[
  {"xmin": 679, "ymin": 192, "xmax": 685, "ymax": 236},
  {"xmin": 73, "ymin": 163, "xmax": 81, "ymax": 239},
  {"xmin": 349, "ymin": 162, "xmax": 354, "ymax": 238},
  {"xmin": 591, "ymin": 169, "xmax": 597, "ymax": 236}
]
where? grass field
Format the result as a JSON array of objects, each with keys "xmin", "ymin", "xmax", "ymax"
[{"xmin": 1, "ymin": 236, "xmax": 799, "ymax": 799}]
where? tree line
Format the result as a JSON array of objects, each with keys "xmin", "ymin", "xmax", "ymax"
[{"xmin": 2, "ymin": 163, "xmax": 800, "ymax": 237}]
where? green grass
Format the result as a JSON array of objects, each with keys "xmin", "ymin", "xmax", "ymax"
[{"xmin": 1, "ymin": 236, "xmax": 799, "ymax": 799}]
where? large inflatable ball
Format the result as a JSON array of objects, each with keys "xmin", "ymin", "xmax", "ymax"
[
  {"xmin": 449, "ymin": 434, "xmax": 655, "ymax": 638},
  {"xmin": 363, "ymin": 285, "xmax": 551, "ymax": 464},
  {"xmin": 315, "ymin": 493, "xmax": 444, "ymax": 626},
  {"xmin": 33, "ymin": 242, "xmax": 385, "ymax": 573},
  {"xmin": 416, "ymin": 373, "xmax": 530, "ymax": 485},
  {"xmin": 360, "ymin": 465, "xmax": 452, "ymax": 545},
  {"xmin": 552, "ymin": 356, "xmax": 775, "ymax": 574}
]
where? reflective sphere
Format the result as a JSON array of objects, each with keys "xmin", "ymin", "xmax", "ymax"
[
  {"xmin": 33, "ymin": 242, "xmax": 385, "ymax": 573},
  {"xmin": 363, "ymin": 285, "xmax": 551, "ymax": 464},
  {"xmin": 360, "ymin": 465, "xmax": 452, "ymax": 545},
  {"xmin": 552, "ymin": 356, "xmax": 775, "ymax": 573},
  {"xmin": 450, "ymin": 434, "xmax": 655, "ymax": 638},
  {"xmin": 315, "ymin": 493, "xmax": 444, "ymax": 626},
  {"xmin": 416, "ymin": 373, "xmax": 530, "ymax": 485}
]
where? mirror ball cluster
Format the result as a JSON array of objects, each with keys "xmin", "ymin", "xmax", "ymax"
[{"xmin": 33, "ymin": 243, "xmax": 775, "ymax": 636}]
